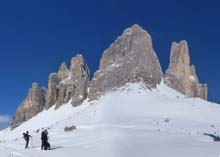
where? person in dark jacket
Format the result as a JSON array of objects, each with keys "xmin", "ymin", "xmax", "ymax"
[
  {"xmin": 41, "ymin": 129, "xmax": 50, "ymax": 150},
  {"xmin": 23, "ymin": 131, "xmax": 32, "ymax": 149}
]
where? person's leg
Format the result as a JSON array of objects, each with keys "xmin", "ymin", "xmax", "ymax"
[
  {"xmin": 48, "ymin": 142, "xmax": 51, "ymax": 150},
  {"xmin": 25, "ymin": 140, "xmax": 27, "ymax": 149},
  {"xmin": 41, "ymin": 141, "xmax": 44, "ymax": 150},
  {"xmin": 44, "ymin": 141, "xmax": 47, "ymax": 150},
  {"xmin": 25, "ymin": 140, "xmax": 29, "ymax": 149}
]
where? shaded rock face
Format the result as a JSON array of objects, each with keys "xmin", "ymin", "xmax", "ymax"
[
  {"xmin": 89, "ymin": 24, "xmax": 163, "ymax": 100},
  {"xmin": 56, "ymin": 55, "xmax": 90, "ymax": 109},
  {"xmin": 164, "ymin": 41, "xmax": 208, "ymax": 100},
  {"xmin": 12, "ymin": 83, "xmax": 47, "ymax": 129}
]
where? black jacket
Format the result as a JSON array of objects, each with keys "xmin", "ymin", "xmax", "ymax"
[
  {"xmin": 23, "ymin": 133, "xmax": 31, "ymax": 141},
  {"xmin": 41, "ymin": 131, "xmax": 48, "ymax": 142}
]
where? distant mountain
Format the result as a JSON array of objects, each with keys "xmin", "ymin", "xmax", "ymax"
[{"xmin": 11, "ymin": 24, "xmax": 208, "ymax": 129}]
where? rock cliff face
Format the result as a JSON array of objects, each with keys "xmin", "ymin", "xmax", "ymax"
[
  {"xmin": 88, "ymin": 24, "xmax": 163, "ymax": 100},
  {"xmin": 11, "ymin": 83, "xmax": 47, "ymax": 129},
  {"xmin": 164, "ymin": 40, "xmax": 208, "ymax": 100}
]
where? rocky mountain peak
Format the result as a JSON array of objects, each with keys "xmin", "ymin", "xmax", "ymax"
[
  {"xmin": 89, "ymin": 24, "xmax": 163, "ymax": 100},
  {"xmin": 32, "ymin": 82, "xmax": 39, "ymax": 88},
  {"xmin": 122, "ymin": 24, "xmax": 150, "ymax": 36}
]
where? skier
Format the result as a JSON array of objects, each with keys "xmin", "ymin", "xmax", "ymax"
[
  {"xmin": 41, "ymin": 129, "xmax": 50, "ymax": 150},
  {"xmin": 23, "ymin": 131, "xmax": 32, "ymax": 149}
]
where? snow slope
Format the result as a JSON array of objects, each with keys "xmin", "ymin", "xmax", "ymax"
[{"xmin": 1, "ymin": 82, "xmax": 220, "ymax": 157}]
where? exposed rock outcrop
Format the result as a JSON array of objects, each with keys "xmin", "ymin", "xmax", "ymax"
[
  {"xmin": 164, "ymin": 40, "xmax": 208, "ymax": 100},
  {"xmin": 89, "ymin": 24, "xmax": 163, "ymax": 100},
  {"xmin": 11, "ymin": 83, "xmax": 47, "ymax": 129}
]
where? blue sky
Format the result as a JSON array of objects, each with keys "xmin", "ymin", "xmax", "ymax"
[{"xmin": 0, "ymin": 0, "xmax": 219, "ymax": 129}]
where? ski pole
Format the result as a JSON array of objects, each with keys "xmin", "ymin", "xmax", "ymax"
[{"xmin": 31, "ymin": 137, "xmax": 33, "ymax": 148}]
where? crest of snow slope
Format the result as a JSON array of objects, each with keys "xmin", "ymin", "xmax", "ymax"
[{"xmin": 1, "ymin": 82, "xmax": 220, "ymax": 157}]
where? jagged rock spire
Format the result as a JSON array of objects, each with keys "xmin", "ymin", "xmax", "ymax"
[
  {"xmin": 164, "ymin": 40, "xmax": 208, "ymax": 100},
  {"xmin": 56, "ymin": 54, "xmax": 90, "ymax": 108}
]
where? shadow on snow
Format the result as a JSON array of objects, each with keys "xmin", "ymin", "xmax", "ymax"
[{"xmin": 203, "ymin": 133, "xmax": 220, "ymax": 142}]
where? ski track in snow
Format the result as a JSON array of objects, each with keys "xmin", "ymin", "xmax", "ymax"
[{"xmin": 1, "ymin": 83, "xmax": 220, "ymax": 157}]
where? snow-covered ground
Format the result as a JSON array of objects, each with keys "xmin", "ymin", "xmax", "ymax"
[{"xmin": 1, "ymin": 83, "xmax": 220, "ymax": 157}]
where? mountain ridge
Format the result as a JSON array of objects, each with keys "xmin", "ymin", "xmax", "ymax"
[{"xmin": 11, "ymin": 24, "xmax": 208, "ymax": 129}]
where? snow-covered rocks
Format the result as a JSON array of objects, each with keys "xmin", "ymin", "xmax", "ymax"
[{"xmin": 64, "ymin": 125, "xmax": 77, "ymax": 132}]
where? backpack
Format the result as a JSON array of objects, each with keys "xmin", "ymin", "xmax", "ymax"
[{"xmin": 23, "ymin": 133, "xmax": 28, "ymax": 141}]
